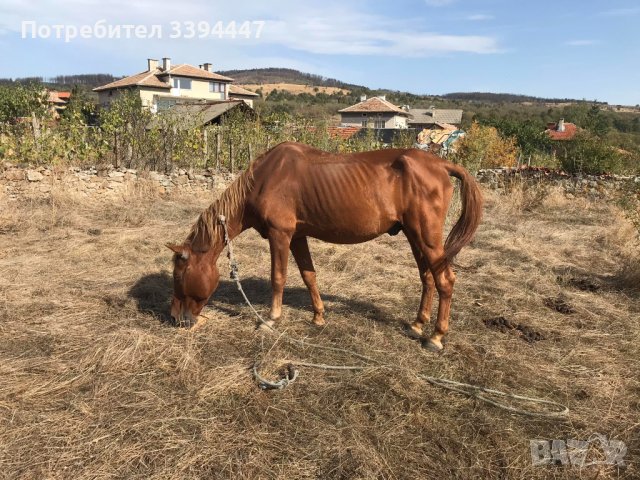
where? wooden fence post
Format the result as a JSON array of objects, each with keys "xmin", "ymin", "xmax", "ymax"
[
  {"xmin": 215, "ymin": 130, "xmax": 221, "ymax": 172},
  {"xmin": 203, "ymin": 128, "xmax": 208, "ymax": 169}
]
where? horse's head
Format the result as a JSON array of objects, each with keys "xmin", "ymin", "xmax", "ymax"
[{"xmin": 167, "ymin": 243, "xmax": 220, "ymax": 326}]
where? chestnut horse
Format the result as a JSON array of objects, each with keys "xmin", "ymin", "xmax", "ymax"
[{"xmin": 168, "ymin": 142, "xmax": 482, "ymax": 350}]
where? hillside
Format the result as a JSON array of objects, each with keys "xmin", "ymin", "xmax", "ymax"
[
  {"xmin": 239, "ymin": 83, "xmax": 350, "ymax": 96},
  {"xmin": 0, "ymin": 74, "xmax": 118, "ymax": 90},
  {"xmin": 441, "ymin": 91, "xmax": 604, "ymax": 105},
  {"xmin": 3, "ymin": 68, "xmax": 638, "ymax": 110},
  {"xmin": 219, "ymin": 68, "xmax": 362, "ymax": 90}
]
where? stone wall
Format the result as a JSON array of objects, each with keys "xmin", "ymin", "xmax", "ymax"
[
  {"xmin": 1, "ymin": 164, "xmax": 235, "ymax": 201},
  {"xmin": 2, "ymin": 164, "xmax": 639, "ymax": 202},
  {"xmin": 476, "ymin": 167, "xmax": 640, "ymax": 198}
]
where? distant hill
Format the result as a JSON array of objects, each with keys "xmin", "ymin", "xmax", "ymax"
[
  {"xmin": 0, "ymin": 74, "xmax": 118, "ymax": 90},
  {"xmin": 218, "ymin": 68, "xmax": 363, "ymax": 90},
  {"xmin": 239, "ymin": 83, "xmax": 350, "ymax": 96},
  {"xmin": 0, "ymin": 68, "xmax": 622, "ymax": 108},
  {"xmin": 441, "ymin": 91, "xmax": 605, "ymax": 105}
]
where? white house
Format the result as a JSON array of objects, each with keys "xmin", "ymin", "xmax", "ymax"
[
  {"xmin": 94, "ymin": 57, "xmax": 236, "ymax": 112},
  {"xmin": 338, "ymin": 95, "xmax": 409, "ymax": 129}
]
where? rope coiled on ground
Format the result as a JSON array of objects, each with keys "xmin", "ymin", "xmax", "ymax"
[{"xmin": 218, "ymin": 215, "xmax": 569, "ymax": 419}]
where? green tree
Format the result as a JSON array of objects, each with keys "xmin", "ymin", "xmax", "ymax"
[
  {"xmin": 556, "ymin": 131, "xmax": 622, "ymax": 174},
  {"xmin": 453, "ymin": 122, "xmax": 520, "ymax": 172},
  {"xmin": 483, "ymin": 118, "xmax": 551, "ymax": 156},
  {"xmin": 0, "ymin": 83, "xmax": 49, "ymax": 123}
]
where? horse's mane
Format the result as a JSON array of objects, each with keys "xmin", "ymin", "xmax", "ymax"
[{"xmin": 187, "ymin": 164, "xmax": 255, "ymax": 249}]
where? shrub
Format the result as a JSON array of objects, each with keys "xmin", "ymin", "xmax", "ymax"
[
  {"xmin": 555, "ymin": 132, "xmax": 623, "ymax": 175},
  {"xmin": 453, "ymin": 122, "xmax": 520, "ymax": 173}
]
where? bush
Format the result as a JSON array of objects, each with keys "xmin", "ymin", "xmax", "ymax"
[
  {"xmin": 452, "ymin": 122, "xmax": 520, "ymax": 173},
  {"xmin": 555, "ymin": 132, "xmax": 624, "ymax": 175}
]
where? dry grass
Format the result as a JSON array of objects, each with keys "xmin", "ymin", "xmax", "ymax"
[
  {"xmin": 0, "ymin": 178, "xmax": 638, "ymax": 479},
  {"xmin": 239, "ymin": 83, "xmax": 350, "ymax": 96}
]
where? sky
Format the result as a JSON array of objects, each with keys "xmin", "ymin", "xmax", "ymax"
[{"xmin": 0, "ymin": 0, "xmax": 638, "ymax": 105}]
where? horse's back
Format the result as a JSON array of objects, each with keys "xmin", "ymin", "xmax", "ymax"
[{"xmin": 248, "ymin": 142, "xmax": 452, "ymax": 242}]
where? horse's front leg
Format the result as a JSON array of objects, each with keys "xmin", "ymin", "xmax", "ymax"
[
  {"xmin": 266, "ymin": 229, "xmax": 293, "ymax": 327},
  {"xmin": 290, "ymin": 236, "xmax": 325, "ymax": 326}
]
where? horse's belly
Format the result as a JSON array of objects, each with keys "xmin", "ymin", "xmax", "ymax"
[
  {"xmin": 296, "ymin": 216, "xmax": 397, "ymax": 244},
  {"xmin": 304, "ymin": 229, "xmax": 382, "ymax": 244}
]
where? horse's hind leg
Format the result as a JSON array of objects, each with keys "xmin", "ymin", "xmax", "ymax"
[
  {"xmin": 290, "ymin": 237, "xmax": 325, "ymax": 326},
  {"xmin": 406, "ymin": 238, "xmax": 436, "ymax": 338},
  {"xmin": 404, "ymin": 223, "xmax": 456, "ymax": 351},
  {"xmin": 425, "ymin": 256, "xmax": 456, "ymax": 351}
]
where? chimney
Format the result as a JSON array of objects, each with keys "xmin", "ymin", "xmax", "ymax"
[
  {"xmin": 147, "ymin": 58, "xmax": 158, "ymax": 71},
  {"xmin": 360, "ymin": 94, "xmax": 367, "ymax": 102},
  {"xmin": 198, "ymin": 64, "xmax": 203, "ymax": 70},
  {"xmin": 557, "ymin": 118, "xmax": 565, "ymax": 132},
  {"xmin": 203, "ymin": 63, "xmax": 213, "ymax": 72},
  {"xmin": 379, "ymin": 94, "xmax": 386, "ymax": 101},
  {"xmin": 162, "ymin": 57, "xmax": 171, "ymax": 71}
]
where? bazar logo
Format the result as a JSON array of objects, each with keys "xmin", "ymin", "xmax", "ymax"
[{"xmin": 530, "ymin": 434, "xmax": 627, "ymax": 467}]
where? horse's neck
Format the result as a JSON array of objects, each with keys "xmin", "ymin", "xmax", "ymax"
[
  {"xmin": 226, "ymin": 209, "xmax": 246, "ymax": 240},
  {"xmin": 207, "ymin": 206, "xmax": 246, "ymax": 258}
]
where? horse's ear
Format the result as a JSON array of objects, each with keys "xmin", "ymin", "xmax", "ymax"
[{"xmin": 166, "ymin": 243, "xmax": 190, "ymax": 260}]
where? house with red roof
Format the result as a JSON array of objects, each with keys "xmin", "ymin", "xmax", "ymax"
[
  {"xmin": 93, "ymin": 57, "xmax": 248, "ymax": 112},
  {"xmin": 339, "ymin": 95, "xmax": 409, "ymax": 129},
  {"xmin": 47, "ymin": 90, "xmax": 71, "ymax": 117},
  {"xmin": 545, "ymin": 119, "xmax": 578, "ymax": 141}
]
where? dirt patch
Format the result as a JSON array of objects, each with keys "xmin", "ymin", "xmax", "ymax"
[
  {"xmin": 483, "ymin": 316, "xmax": 546, "ymax": 343},
  {"xmin": 569, "ymin": 277, "xmax": 601, "ymax": 292},
  {"xmin": 557, "ymin": 274, "xmax": 602, "ymax": 292},
  {"xmin": 544, "ymin": 296, "xmax": 576, "ymax": 314}
]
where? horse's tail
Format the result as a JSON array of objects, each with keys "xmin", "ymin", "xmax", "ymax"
[{"xmin": 443, "ymin": 163, "xmax": 483, "ymax": 263}]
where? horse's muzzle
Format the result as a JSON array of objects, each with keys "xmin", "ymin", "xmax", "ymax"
[{"xmin": 172, "ymin": 309, "xmax": 196, "ymax": 328}]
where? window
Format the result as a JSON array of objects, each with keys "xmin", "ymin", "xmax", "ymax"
[
  {"xmin": 374, "ymin": 120, "xmax": 385, "ymax": 129},
  {"xmin": 361, "ymin": 120, "xmax": 368, "ymax": 127},
  {"xmin": 172, "ymin": 77, "xmax": 191, "ymax": 89},
  {"xmin": 209, "ymin": 82, "xmax": 226, "ymax": 93}
]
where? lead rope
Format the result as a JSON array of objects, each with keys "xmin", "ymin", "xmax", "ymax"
[{"xmin": 217, "ymin": 215, "xmax": 569, "ymax": 419}]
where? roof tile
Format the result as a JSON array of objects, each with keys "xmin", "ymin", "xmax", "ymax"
[
  {"xmin": 93, "ymin": 64, "xmax": 233, "ymax": 92},
  {"xmin": 339, "ymin": 97, "xmax": 408, "ymax": 115},
  {"xmin": 545, "ymin": 122, "xmax": 578, "ymax": 140},
  {"xmin": 229, "ymin": 85, "xmax": 259, "ymax": 97}
]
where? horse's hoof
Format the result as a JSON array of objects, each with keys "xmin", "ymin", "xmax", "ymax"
[
  {"xmin": 422, "ymin": 338, "xmax": 444, "ymax": 352},
  {"xmin": 312, "ymin": 316, "xmax": 326, "ymax": 327},
  {"xmin": 258, "ymin": 320, "xmax": 275, "ymax": 332},
  {"xmin": 403, "ymin": 323, "xmax": 423, "ymax": 340}
]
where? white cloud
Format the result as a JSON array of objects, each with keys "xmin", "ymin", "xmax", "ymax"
[
  {"xmin": 600, "ymin": 7, "xmax": 640, "ymax": 16},
  {"xmin": 425, "ymin": 0, "xmax": 456, "ymax": 6},
  {"xmin": 466, "ymin": 14, "xmax": 494, "ymax": 21},
  {"xmin": 565, "ymin": 39, "xmax": 599, "ymax": 47},
  {"xmin": 264, "ymin": 14, "xmax": 501, "ymax": 56},
  {"xmin": 0, "ymin": 0, "xmax": 502, "ymax": 58}
]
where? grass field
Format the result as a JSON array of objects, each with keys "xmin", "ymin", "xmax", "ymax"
[
  {"xmin": 0, "ymin": 178, "xmax": 638, "ymax": 479},
  {"xmin": 239, "ymin": 83, "xmax": 350, "ymax": 96}
]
